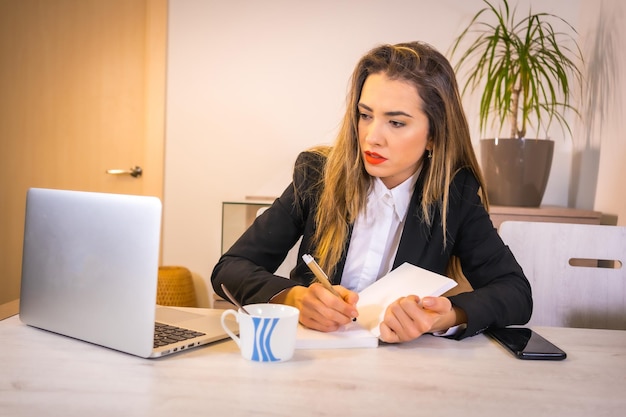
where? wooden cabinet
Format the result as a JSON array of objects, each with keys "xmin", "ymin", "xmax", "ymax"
[
  {"xmin": 216, "ymin": 200, "xmax": 273, "ymax": 308},
  {"xmin": 221, "ymin": 200, "xmax": 273, "ymax": 254},
  {"xmin": 489, "ymin": 206, "xmax": 602, "ymax": 229}
]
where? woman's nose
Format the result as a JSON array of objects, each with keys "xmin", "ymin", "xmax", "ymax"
[{"xmin": 363, "ymin": 121, "xmax": 384, "ymax": 146}]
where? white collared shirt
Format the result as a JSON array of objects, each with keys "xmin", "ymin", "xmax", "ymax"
[{"xmin": 340, "ymin": 172, "xmax": 418, "ymax": 292}]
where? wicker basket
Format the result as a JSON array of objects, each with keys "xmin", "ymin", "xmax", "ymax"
[{"xmin": 157, "ymin": 266, "xmax": 198, "ymax": 307}]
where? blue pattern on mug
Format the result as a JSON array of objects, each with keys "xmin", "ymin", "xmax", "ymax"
[{"xmin": 251, "ymin": 317, "xmax": 280, "ymax": 362}]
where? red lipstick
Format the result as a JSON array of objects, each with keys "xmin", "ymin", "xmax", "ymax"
[{"xmin": 364, "ymin": 151, "xmax": 387, "ymax": 165}]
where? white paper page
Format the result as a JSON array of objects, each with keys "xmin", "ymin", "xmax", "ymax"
[{"xmin": 356, "ymin": 262, "xmax": 457, "ymax": 337}]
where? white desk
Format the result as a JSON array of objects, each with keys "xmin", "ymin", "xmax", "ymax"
[{"xmin": 1, "ymin": 310, "xmax": 624, "ymax": 417}]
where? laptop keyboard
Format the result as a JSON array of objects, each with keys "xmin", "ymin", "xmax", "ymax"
[{"xmin": 154, "ymin": 322, "xmax": 206, "ymax": 348}]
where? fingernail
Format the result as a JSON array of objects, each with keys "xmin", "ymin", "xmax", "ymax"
[{"xmin": 422, "ymin": 297, "xmax": 434, "ymax": 307}]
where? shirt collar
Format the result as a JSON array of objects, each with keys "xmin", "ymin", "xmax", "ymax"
[{"xmin": 371, "ymin": 168, "xmax": 420, "ymax": 221}]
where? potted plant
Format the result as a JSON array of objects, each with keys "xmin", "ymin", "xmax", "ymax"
[{"xmin": 449, "ymin": 0, "xmax": 583, "ymax": 206}]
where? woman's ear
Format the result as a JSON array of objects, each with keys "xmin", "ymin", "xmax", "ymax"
[{"xmin": 425, "ymin": 140, "xmax": 434, "ymax": 159}]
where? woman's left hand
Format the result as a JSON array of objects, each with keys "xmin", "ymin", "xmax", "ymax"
[{"xmin": 378, "ymin": 295, "xmax": 462, "ymax": 343}]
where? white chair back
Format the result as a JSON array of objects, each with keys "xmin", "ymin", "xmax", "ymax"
[{"xmin": 499, "ymin": 221, "xmax": 626, "ymax": 329}]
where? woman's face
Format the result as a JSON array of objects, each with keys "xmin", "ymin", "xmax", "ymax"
[{"xmin": 357, "ymin": 72, "xmax": 432, "ymax": 189}]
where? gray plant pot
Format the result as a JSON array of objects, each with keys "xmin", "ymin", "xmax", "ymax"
[{"xmin": 480, "ymin": 138, "xmax": 555, "ymax": 207}]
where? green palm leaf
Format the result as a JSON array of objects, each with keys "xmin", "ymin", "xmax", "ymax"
[{"xmin": 448, "ymin": 0, "xmax": 582, "ymax": 139}]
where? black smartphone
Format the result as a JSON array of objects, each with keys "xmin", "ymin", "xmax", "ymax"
[{"xmin": 487, "ymin": 327, "xmax": 567, "ymax": 360}]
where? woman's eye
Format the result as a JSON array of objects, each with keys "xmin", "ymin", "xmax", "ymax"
[
  {"xmin": 390, "ymin": 120, "xmax": 405, "ymax": 128},
  {"xmin": 359, "ymin": 113, "xmax": 371, "ymax": 121}
]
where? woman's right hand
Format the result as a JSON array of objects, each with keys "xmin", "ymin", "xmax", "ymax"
[{"xmin": 273, "ymin": 284, "xmax": 359, "ymax": 332}]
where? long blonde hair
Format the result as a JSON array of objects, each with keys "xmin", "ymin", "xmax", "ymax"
[{"xmin": 313, "ymin": 42, "xmax": 487, "ymax": 276}]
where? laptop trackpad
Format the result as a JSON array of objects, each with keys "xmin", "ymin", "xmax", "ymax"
[{"xmin": 155, "ymin": 306, "xmax": 205, "ymax": 324}]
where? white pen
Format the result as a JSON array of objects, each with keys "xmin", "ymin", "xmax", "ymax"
[{"xmin": 302, "ymin": 254, "xmax": 341, "ymax": 298}]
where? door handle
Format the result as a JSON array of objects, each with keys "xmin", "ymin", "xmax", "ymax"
[{"xmin": 106, "ymin": 166, "xmax": 143, "ymax": 178}]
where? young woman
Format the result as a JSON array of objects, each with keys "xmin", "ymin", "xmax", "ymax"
[{"xmin": 211, "ymin": 41, "xmax": 532, "ymax": 343}]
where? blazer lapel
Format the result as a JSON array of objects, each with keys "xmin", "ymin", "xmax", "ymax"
[{"xmin": 393, "ymin": 172, "xmax": 432, "ymax": 269}]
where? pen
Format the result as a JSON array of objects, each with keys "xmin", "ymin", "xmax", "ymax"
[
  {"xmin": 302, "ymin": 254, "xmax": 341, "ymax": 298},
  {"xmin": 302, "ymin": 253, "xmax": 357, "ymax": 322}
]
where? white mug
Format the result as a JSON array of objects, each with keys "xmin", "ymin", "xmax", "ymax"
[{"xmin": 220, "ymin": 303, "xmax": 300, "ymax": 362}]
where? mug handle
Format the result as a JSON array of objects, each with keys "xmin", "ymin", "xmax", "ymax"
[{"xmin": 220, "ymin": 309, "xmax": 240, "ymax": 347}]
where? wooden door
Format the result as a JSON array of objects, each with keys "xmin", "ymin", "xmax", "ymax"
[{"xmin": 0, "ymin": 0, "xmax": 167, "ymax": 305}]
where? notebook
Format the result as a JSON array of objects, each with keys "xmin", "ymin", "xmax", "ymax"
[
  {"xmin": 295, "ymin": 262, "xmax": 458, "ymax": 349},
  {"xmin": 19, "ymin": 188, "xmax": 234, "ymax": 358}
]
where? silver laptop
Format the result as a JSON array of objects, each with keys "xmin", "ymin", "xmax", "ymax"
[{"xmin": 19, "ymin": 188, "xmax": 234, "ymax": 358}]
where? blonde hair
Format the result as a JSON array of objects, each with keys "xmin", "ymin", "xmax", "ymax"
[{"xmin": 312, "ymin": 42, "xmax": 488, "ymax": 276}]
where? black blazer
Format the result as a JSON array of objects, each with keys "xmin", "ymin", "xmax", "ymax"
[{"xmin": 211, "ymin": 151, "xmax": 532, "ymax": 339}]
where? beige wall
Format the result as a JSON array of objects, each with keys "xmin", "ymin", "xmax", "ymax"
[
  {"xmin": 578, "ymin": 1, "xmax": 626, "ymax": 223},
  {"xmin": 163, "ymin": 0, "xmax": 624, "ymax": 306}
]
